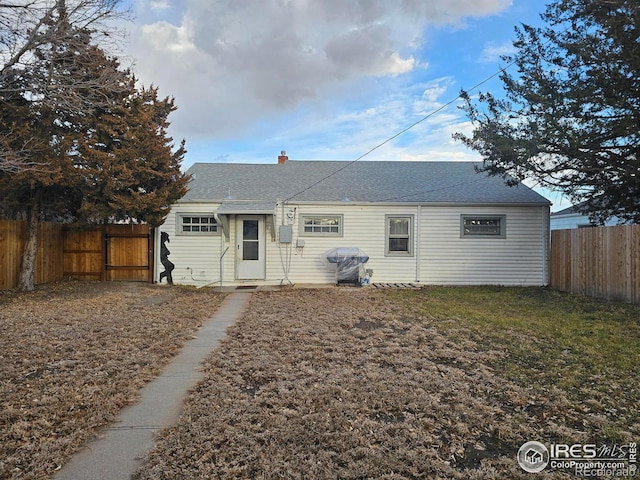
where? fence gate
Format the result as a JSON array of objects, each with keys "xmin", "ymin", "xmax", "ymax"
[
  {"xmin": 64, "ymin": 225, "xmax": 153, "ymax": 282},
  {"xmin": 105, "ymin": 225, "xmax": 153, "ymax": 282}
]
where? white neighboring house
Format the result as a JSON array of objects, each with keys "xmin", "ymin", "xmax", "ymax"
[
  {"xmin": 550, "ymin": 203, "xmax": 621, "ymax": 230},
  {"xmin": 155, "ymin": 154, "xmax": 552, "ymax": 287}
]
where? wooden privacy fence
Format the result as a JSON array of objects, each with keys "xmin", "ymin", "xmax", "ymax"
[
  {"xmin": 0, "ymin": 221, "xmax": 153, "ymax": 290},
  {"xmin": 0, "ymin": 220, "xmax": 65, "ymax": 290},
  {"xmin": 64, "ymin": 224, "xmax": 153, "ymax": 282},
  {"xmin": 551, "ymin": 225, "xmax": 640, "ymax": 304}
]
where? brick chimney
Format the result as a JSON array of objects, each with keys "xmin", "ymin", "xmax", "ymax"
[{"xmin": 278, "ymin": 150, "xmax": 288, "ymax": 164}]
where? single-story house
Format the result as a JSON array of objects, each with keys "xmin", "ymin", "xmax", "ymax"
[
  {"xmin": 550, "ymin": 202, "xmax": 621, "ymax": 230},
  {"xmin": 155, "ymin": 153, "xmax": 551, "ymax": 287}
]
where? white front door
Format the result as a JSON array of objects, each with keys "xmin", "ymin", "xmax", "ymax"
[{"xmin": 236, "ymin": 215, "xmax": 265, "ymax": 280}]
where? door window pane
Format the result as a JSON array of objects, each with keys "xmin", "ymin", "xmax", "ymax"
[
  {"xmin": 243, "ymin": 241, "xmax": 259, "ymax": 260},
  {"xmin": 243, "ymin": 220, "xmax": 258, "ymax": 240},
  {"xmin": 242, "ymin": 220, "xmax": 259, "ymax": 260}
]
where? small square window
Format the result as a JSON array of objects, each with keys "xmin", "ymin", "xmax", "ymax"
[
  {"xmin": 461, "ymin": 215, "xmax": 506, "ymax": 238},
  {"xmin": 300, "ymin": 215, "xmax": 343, "ymax": 236},
  {"xmin": 179, "ymin": 215, "xmax": 218, "ymax": 235}
]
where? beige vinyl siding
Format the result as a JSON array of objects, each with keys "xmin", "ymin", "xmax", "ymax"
[
  {"xmin": 161, "ymin": 202, "xmax": 549, "ymax": 286},
  {"xmin": 419, "ymin": 205, "xmax": 548, "ymax": 286},
  {"xmin": 279, "ymin": 204, "xmax": 548, "ymax": 286},
  {"xmin": 271, "ymin": 204, "xmax": 419, "ymax": 284},
  {"xmin": 157, "ymin": 203, "xmax": 223, "ymax": 285}
]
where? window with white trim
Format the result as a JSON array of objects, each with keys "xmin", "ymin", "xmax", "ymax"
[
  {"xmin": 461, "ymin": 215, "xmax": 506, "ymax": 238},
  {"xmin": 179, "ymin": 215, "xmax": 218, "ymax": 234},
  {"xmin": 386, "ymin": 215, "xmax": 413, "ymax": 256},
  {"xmin": 300, "ymin": 215, "xmax": 343, "ymax": 236}
]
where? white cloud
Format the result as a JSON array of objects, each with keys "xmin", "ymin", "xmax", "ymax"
[
  {"xmin": 478, "ymin": 41, "xmax": 517, "ymax": 63},
  {"xmin": 399, "ymin": 0, "xmax": 512, "ymax": 25},
  {"xmin": 147, "ymin": 0, "xmax": 170, "ymax": 10},
  {"xmin": 412, "ymin": 77, "xmax": 456, "ymax": 114},
  {"xmin": 126, "ymin": 0, "xmax": 513, "ymax": 140},
  {"xmin": 141, "ymin": 21, "xmax": 195, "ymax": 53},
  {"xmin": 270, "ymin": 78, "xmax": 477, "ymax": 164}
]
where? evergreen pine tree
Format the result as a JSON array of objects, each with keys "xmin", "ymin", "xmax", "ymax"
[
  {"xmin": 455, "ymin": 0, "xmax": 640, "ymax": 224},
  {"xmin": 75, "ymin": 85, "xmax": 189, "ymax": 226},
  {"xmin": 0, "ymin": 2, "xmax": 188, "ymax": 290}
]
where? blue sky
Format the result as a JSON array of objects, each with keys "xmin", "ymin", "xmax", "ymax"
[{"xmin": 121, "ymin": 0, "xmax": 570, "ymax": 211}]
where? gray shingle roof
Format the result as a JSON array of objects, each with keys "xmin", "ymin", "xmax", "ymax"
[
  {"xmin": 215, "ymin": 201, "xmax": 276, "ymax": 214},
  {"xmin": 182, "ymin": 161, "xmax": 550, "ymax": 205}
]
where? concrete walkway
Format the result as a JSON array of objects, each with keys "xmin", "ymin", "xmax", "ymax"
[{"xmin": 55, "ymin": 292, "xmax": 252, "ymax": 480}]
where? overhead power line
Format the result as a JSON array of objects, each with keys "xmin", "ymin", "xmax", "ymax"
[
  {"xmin": 376, "ymin": 177, "xmax": 488, "ymax": 202},
  {"xmin": 284, "ymin": 57, "xmax": 519, "ymax": 203}
]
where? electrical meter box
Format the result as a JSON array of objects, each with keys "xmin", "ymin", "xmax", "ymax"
[{"xmin": 279, "ymin": 225, "xmax": 292, "ymax": 243}]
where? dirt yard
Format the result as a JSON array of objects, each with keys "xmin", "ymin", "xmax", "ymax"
[
  {"xmin": 0, "ymin": 281, "xmax": 226, "ymax": 480},
  {"xmin": 132, "ymin": 288, "xmax": 640, "ymax": 479}
]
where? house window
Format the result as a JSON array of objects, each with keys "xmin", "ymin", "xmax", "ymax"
[
  {"xmin": 179, "ymin": 215, "xmax": 218, "ymax": 234},
  {"xmin": 461, "ymin": 215, "xmax": 506, "ymax": 238},
  {"xmin": 301, "ymin": 215, "xmax": 343, "ymax": 236},
  {"xmin": 386, "ymin": 215, "xmax": 413, "ymax": 256}
]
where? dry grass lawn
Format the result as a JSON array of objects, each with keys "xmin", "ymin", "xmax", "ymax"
[
  {"xmin": 0, "ymin": 281, "xmax": 226, "ymax": 480},
  {"xmin": 133, "ymin": 287, "xmax": 640, "ymax": 479},
  {"xmin": 2, "ymin": 283, "xmax": 638, "ymax": 479}
]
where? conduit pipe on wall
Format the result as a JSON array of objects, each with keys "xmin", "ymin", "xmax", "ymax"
[
  {"xmin": 276, "ymin": 200, "xmax": 294, "ymax": 286},
  {"xmin": 415, "ymin": 205, "xmax": 421, "ymax": 282},
  {"xmin": 220, "ymin": 246, "xmax": 229, "ymax": 288},
  {"xmin": 196, "ymin": 247, "xmax": 229, "ymax": 289}
]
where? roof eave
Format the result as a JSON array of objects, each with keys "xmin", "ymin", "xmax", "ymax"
[{"xmin": 179, "ymin": 199, "xmax": 550, "ymax": 207}]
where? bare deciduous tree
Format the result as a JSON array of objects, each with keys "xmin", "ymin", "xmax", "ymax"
[
  {"xmin": 0, "ymin": 131, "xmax": 42, "ymax": 172},
  {"xmin": 0, "ymin": 0, "xmax": 129, "ymax": 173}
]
